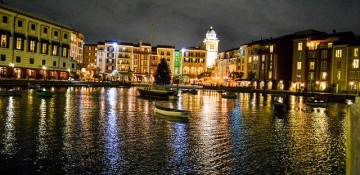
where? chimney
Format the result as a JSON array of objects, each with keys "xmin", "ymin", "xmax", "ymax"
[{"xmin": 139, "ymin": 40, "xmax": 142, "ymax": 47}]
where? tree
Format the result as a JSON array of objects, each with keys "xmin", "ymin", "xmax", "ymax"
[
  {"xmin": 155, "ymin": 58, "xmax": 171, "ymax": 84},
  {"xmin": 229, "ymin": 72, "xmax": 244, "ymax": 81}
]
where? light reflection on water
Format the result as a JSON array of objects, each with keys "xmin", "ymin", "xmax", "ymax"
[{"xmin": 0, "ymin": 87, "xmax": 347, "ymax": 174}]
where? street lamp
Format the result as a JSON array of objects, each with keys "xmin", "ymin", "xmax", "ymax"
[{"xmin": 9, "ymin": 63, "xmax": 14, "ymax": 78}]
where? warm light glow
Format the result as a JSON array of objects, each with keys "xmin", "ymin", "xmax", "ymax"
[
  {"xmin": 350, "ymin": 82, "xmax": 354, "ymax": 86},
  {"xmin": 9, "ymin": 63, "xmax": 14, "ymax": 67},
  {"xmin": 42, "ymin": 66, "xmax": 47, "ymax": 70}
]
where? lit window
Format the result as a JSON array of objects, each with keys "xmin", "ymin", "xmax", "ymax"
[
  {"xmin": 321, "ymin": 72, "xmax": 327, "ymax": 80},
  {"xmin": 1, "ymin": 34, "xmax": 7, "ymax": 48},
  {"xmin": 297, "ymin": 62, "xmax": 302, "ymax": 70},
  {"xmin": 42, "ymin": 43, "xmax": 47, "ymax": 54},
  {"xmin": 336, "ymin": 71, "xmax": 341, "ymax": 80},
  {"xmin": 62, "ymin": 47, "xmax": 67, "ymax": 57},
  {"xmin": 270, "ymin": 45, "xmax": 273, "ymax": 53},
  {"xmin": 298, "ymin": 42, "xmax": 303, "ymax": 51},
  {"xmin": 354, "ymin": 48, "xmax": 359, "ymax": 57},
  {"xmin": 335, "ymin": 49, "xmax": 342, "ymax": 58},
  {"xmin": 328, "ymin": 43, "xmax": 333, "ymax": 48},
  {"xmin": 29, "ymin": 40, "xmax": 36, "ymax": 52},
  {"xmin": 354, "ymin": 59, "xmax": 359, "ymax": 69},
  {"xmin": 308, "ymin": 72, "xmax": 314, "ymax": 80},
  {"xmin": 309, "ymin": 62, "xmax": 315, "ymax": 70},
  {"xmin": 52, "ymin": 45, "xmax": 58, "ymax": 56},
  {"xmin": 16, "ymin": 38, "xmax": 22, "ymax": 50}
]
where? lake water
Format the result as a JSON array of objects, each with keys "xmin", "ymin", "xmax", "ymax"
[{"xmin": 0, "ymin": 87, "xmax": 348, "ymax": 174}]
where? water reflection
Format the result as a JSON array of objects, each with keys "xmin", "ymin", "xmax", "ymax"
[
  {"xmin": 0, "ymin": 87, "xmax": 348, "ymax": 174},
  {"xmin": 2, "ymin": 97, "xmax": 17, "ymax": 155}
]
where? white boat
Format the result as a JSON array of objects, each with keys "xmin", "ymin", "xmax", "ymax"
[
  {"xmin": 36, "ymin": 89, "xmax": 54, "ymax": 98},
  {"xmin": 305, "ymin": 97, "xmax": 327, "ymax": 107},
  {"xmin": 221, "ymin": 92, "xmax": 237, "ymax": 99},
  {"xmin": 154, "ymin": 104, "xmax": 190, "ymax": 117},
  {"xmin": 0, "ymin": 89, "xmax": 22, "ymax": 96}
]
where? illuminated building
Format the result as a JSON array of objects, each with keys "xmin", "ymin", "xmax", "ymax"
[
  {"xmin": 95, "ymin": 40, "xmax": 176, "ymax": 82},
  {"xmin": 334, "ymin": 41, "xmax": 360, "ymax": 93},
  {"xmin": 0, "ymin": 4, "xmax": 82, "ymax": 80},
  {"xmin": 203, "ymin": 26, "xmax": 219, "ymax": 68},
  {"xmin": 216, "ymin": 48, "xmax": 239, "ymax": 86},
  {"xmin": 291, "ymin": 30, "xmax": 356, "ymax": 92},
  {"xmin": 155, "ymin": 45, "xmax": 176, "ymax": 77},
  {"xmin": 83, "ymin": 44, "xmax": 98, "ymax": 80},
  {"xmin": 173, "ymin": 50, "xmax": 181, "ymax": 75},
  {"xmin": 180, "ymin": 47, "xmax": 207, "ymax": 84}
]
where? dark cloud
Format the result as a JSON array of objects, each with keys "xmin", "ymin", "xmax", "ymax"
[{"xmin": 6, "ymin": 0, "xmax": 360, "ymax": 51}]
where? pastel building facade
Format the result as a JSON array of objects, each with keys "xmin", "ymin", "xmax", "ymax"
[{"xmin": 0, "ymin": 4, "xmax": 83, "ymax": 80}]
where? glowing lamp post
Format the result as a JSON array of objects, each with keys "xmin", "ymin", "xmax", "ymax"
[
  {"xmin": 9, "ymin": 63, "xmax": 14, "ymax": 78},
  {"xmin": 42, "ymin": 66, "xmax": 47, "ymax": 80},
  {"xmin": 68, "ymin": 68, "xmax": 71, "ymax": 80}
]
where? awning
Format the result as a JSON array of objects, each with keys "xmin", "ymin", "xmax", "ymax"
[
  {"xmin": 61, "ymin": 44, "xmax": 70, "ymax": 48},
  {"xmin": 52, "ymin": 41, "xmax": 60, "ymax": 46},
  {"xmin": 40, "ymin": 39, "xmax": 50, "ymax": 44},
  {"xmin": 14, "ymin": 33, "xmax": 26, "ymax": 40},
  {"xmin": 27, "ymin": 36, "xmax": 39, "ymax": 42},
  {"xmin": 0, "ymin": 29, "xmax": 12, "ymax": 36}
]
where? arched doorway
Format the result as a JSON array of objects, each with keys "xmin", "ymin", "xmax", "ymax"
[{"xmin": 267, "ymin": 81, "xmax": 273, "ymax": 90}]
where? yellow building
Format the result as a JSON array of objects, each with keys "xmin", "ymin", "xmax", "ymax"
[
  {"xmin": 0, "ymin": 4, "xmax": 81, "ymax": 80},
  {"xmin": 215, "ymin": 48, "xmax": 239, "ymax": 86},
  {"xmin": 96, "ymin": 41, "xmax": 176, "ymax": 83},
  {"xmin": 180, "ymin": 47, "xmax": 207, "ymax": 84},
  {"xmin": 156, "ymin": 45, "xmax": 175, "ymax": 76}
]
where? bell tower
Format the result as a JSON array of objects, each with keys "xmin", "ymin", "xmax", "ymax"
[{"xmin": 203, "ymin": 26, "xmax": 219, "ymax": 68}]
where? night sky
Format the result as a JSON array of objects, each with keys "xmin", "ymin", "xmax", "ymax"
[{"xmin": 6, "ymin": 0, "xmax": 360, "ymax": 51}]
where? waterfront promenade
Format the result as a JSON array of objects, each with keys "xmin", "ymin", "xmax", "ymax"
[{"xmin": 0, "ymin": 79, "xmax": 357, "ymax": 102}]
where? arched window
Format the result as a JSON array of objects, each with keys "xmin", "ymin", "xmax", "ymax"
[
  {"xmin": 190, "ymin": 67, "xmax": 196, "ymax": 74},
  {"xmin": 183, "ymin": 66, "xmax": 189, "ymax": 74},
  {"xmin": 198, "ymin": 67, "xmax": 204, "ymax": 74}
]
